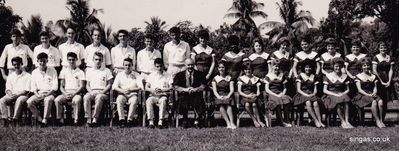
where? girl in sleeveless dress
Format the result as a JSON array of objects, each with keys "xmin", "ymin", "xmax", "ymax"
[
  {"xmin": 353, "ymin": 58, "xmax": 386, "ymax": 128},
  {"xmin": 293, "ymin": 60, "xmax": 325, "ymax": 128},
  {"xmin": 237, "ymin": 63, "xmax": 265, "ymax": 127},
  {"xmin": 322, "ymin": 58, "xmax": 354, "ymax": 128},
  {"xmin": 265, "ymin": 59, "xmax": 293, "ymax": 127},
  {"xmin": 211, "ymin": 61, "xmax": 236, "ymax": 129}
]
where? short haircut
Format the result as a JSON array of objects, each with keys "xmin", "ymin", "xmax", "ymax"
[
  {"xmin": 117, "ymin": 29, "xmax": 129, "ymax": 35},
  {"xmin": 93, "ymin": 51, "xmax": 103, "ymax": 59},
  {"xmin": 169, "ymin": 27, "xmax": 181, "ymax": 34},
  {"xmin": 277, "ymin": 37, "xmax": 290, "ymax": 46},
  {"xmin": 66, "ymin": 25, "xmax": 76, "ymax": 32},
  {"xmin": 67, "ymin": 52, "xmax": 78, "ymax": 59},
  {"xmin": 242, "ymin": 63, "xmax": 253, "ymax": 71},
  {"xmin": 39, "ymin": 31, "xmax": 50, "ymax": 37},
  {"xmin": 331, "ymin": 57, "xmax": 345, "ymax": 67},
  {"xmin": 123, "ymin": 58, "xmax": 133, "ymax": 64},
  {"xmin": 91, "ymin": 28, "xmax": 101, "ymax": 35},
  {"xmin": 252, "ymin": 38, "xmax": 264, "ymax": 49},
  {"xmin": 351, "ymin": 40, "xmax": 361, "ymax": 47},
  {"xmin": 37, "ymin": 52, "xmax": 48, "ymax": 60},
  {"xmin": 300, "ymin": 36, "xmax": 311, "ymax": 44},
  {"xmin": 10, "ymin": 29, "xmax": 22, "ymax": 37},
  {"xmin": 197, "ymin": 30, "xmax": 209, "ymax": 40},
  {"xmin": 145, "ymin": 33, "xmax": 155, "ymax": 40},
  {"xmin": 11, "ymin": 56, "xmax": 23, "ymax": 64},
  {"xmin": 154, "ymin": 58, "xmax": 163, "ymax": 66},
  {"xmin": 377, "ymin": 41, "xmax": 387, "ymax": 48},
  {"xmin": 227, "ymin": 35, "xmax": 239, "ymax": 46}
]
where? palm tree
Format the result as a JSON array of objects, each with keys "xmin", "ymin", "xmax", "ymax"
[
  {"xmin": 64, "ymin": 0, "xmax": 103, "ymax": 46},
  {"xmin": 225, "ymin": 0, "xmax": 267, "ymax": 33},
  {"xmin": 266, "ymin": 0, "xmax": 315, "ymax": 51},
  {"xmin": 144, "ymin": 16, "xmax": 168, "ymax": 49},
  {"xmin": 21, "ymin": 15, "xmax": 43, "ymax": 49}
]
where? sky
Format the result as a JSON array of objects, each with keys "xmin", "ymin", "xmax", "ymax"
[{"xmin": 7, "ymin": 0, "xmax": 331, "ymax": 31}]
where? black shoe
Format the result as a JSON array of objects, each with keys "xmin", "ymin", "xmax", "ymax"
[
  {"xmin": 119, "ymin": 120, "xmax": 126, "ymax": 128},
  {"xmin": 3, "ymin": 119, "xmax": 9, "ymax": 127},
  {"xmin": 126, "ymin": 120, "xmax": 133, "ymax": 127},
  {"xmin": 39, "ymin": 122, "xmax": 48, "ymax": 128},
  {"xmin": 148, "ymin": 123, "xmax": 155, "ymax": 129},
  {"xmin": 182, "ymin": 121, "xmax": 189, "ymax": 129}
]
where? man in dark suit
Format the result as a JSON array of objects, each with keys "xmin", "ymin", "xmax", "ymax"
[{"xmin": 173, "ymin": 58, "xmax": 206, "ymax": 128}]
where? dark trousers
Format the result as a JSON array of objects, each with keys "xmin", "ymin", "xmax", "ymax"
[{"xmin": 177, "ymin": 92, "xmax": 205, "ymax": 121}]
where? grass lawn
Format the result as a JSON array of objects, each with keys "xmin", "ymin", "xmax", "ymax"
[{"xmin": 0, "ymin": 125, "xmax": 398, "ymax": 151}]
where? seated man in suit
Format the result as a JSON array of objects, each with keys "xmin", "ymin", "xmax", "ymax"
[{"xmin": 173, "ymin": 58, "xmax": 206, "ymax": 128}]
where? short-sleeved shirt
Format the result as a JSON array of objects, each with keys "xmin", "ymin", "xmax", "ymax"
[
  {"xmin": 59, "ymin": 67, "xmax": 85, "ymax": 91},
  {"xmin": 85, "ymin": 67, "xmax": 113, "ymax": 90},
  {"xmin": 58, "ymin": 42, "xmax": 85, "ymax": 66},
  {"xmin": 163, "ymin": 41, "xmax": 191, "ymax": 67},
  {"xmin": 84, "ymin": 44, "xmax": 112, "ymax": 68},
  {"xmin": 146, "ymin": 72, "xmax": 173, "ymax": 90},
  {"xmin": 296, "ymin": 73, "xmax": 318, "ymax": 93},
  {"xmin": 249, "ymin": 52, "xmax": 270, "ymax": 78},
  {"xmin": 33, "ymin": 44, "xmax": 62, "ymax": 67},
  {"xmin": 136, "ymin": 48, "xmax": 162, "ymax": 74},
  {"xmin": 264, "ymin": 73, "xmax": 287, "ymax": 94},
  {"xmin": 237, "ymin": 75, "xmax": 261, "ymax": 93},
  {"xmin": 112, "ymin": 71, "xmax": 141, "ymax": 96},
  {"xmin": 31, "ymin": 67, "xmax": 58, "ymax": 93},
  {"xmin": 0, "ymin": 43, "xmax": 33, "ymax": 69},
  {"xmin": 111, "ymin": 45, "xmax": 136, "ymax": 69},
  {"xmin": 5, "ymin": 71, "xmax": 31, "ymax": 94}
]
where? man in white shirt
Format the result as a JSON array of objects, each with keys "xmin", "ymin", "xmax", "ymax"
[
  {"xmin": 0, "ymin": 57, "xmax": 30, "ymax": 127},
  {"xmin": 84, "ymin": 29, "xmax": 112, "ymax": 69},
  {"xmin": 54, "ymin": 52, "xmax": 85, "ymax": 126},
  {"xmin": 33, "ymin": 31, "xmax": 62, "ymax": 70},
  {"xmin": 111, "ymin": 29, "xmax": 136, "ymax": 74},
  {"xmin": 27, "ymin": 53, "xmax": 58, "ymax": 126},
  {"xmin": 58, "ymin": 26, "xmax": 85, "ymax": 69},
  {"xmin": 137, "ymin": 34, "xmax": 162, "ymax": 78},
  {"xmin": 84, "ymin": 52, "xmax": 113, "ymax": 126},
  {"xmin": 112, "ymin": 58, "xmax": 141, "ymax": 127},
  {"xmin": 0, "ymin": 29, "xmax": 33, "ymax": 80},
  {"xmin": 163, "ymin": 27, "xmax": 191, "ymax": 77},
  {"xmin": 145, "ymin": 58, "xmax": 172, "ymax": 128}
]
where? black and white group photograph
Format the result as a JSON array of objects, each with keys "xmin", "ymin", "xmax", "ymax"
[{"xmin": 0, "ymin": 0, "xmax": 398, "ymax": 150}]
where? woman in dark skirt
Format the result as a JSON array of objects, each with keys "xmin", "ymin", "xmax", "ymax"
[
  {"xmin": 353, "ymin": 58, "xmax": 386, "ymax": 128},
  {"xmin": 322, "ymin": 58, "xmax": 353, "ymax": 128},
  {"xmin": 292, "ymin": 37, "xmax": 320, "ymax": 78},
  {"xmin": 211, "ymin": 61, "xmax": 236, "ymax": 129},
  {"xmin": 237, "ymin": 63, "xmax": 265, "ymax": 127},
  {"xmin": 192, "ymin": 30, "xmax": 215, "ymax": 81},
  {"xmin": 320, "ymin": 38, "xmax": 342, "ymax": 75},
  {"xmin": 248, "ymin": 38, "xmax": 270, "ymax": 79},
  {"xmin": 372, "ymin": 41, "xmax": 397, "ymax": 121},
  {"xmin": 222, "ymin": 35, "xmax": 245, "ymax": 80},
  {"xmin": 293, "ymin": 60, "xmax": 325, "ymax": 128},
  {"xmin": 345, "ymin": 40, "xmax": 368, "ymax": 79},
  {"xmin": 265, "ymin": 59, "xmax": 293, "ymax": 127}
]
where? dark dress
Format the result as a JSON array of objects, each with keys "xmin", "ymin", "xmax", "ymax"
[
  {"xmin": 372, "ymin": 54, "xmax": 398, "ymax": 102},
  {"xmin": 321, "ymin": 73, "xmax": 351, "ymax": 110},
  {"xmin": 270, "ymin": 50, "xmax": 292, "ymax": 76},
  {"xmin": 193, "ymin": 45, "xmax": 213, "ymax": 74},
  {"xmin": 249, "ymin": 52, "xmax": 269, "ymax": 78},
  {"xmin": 293, "ymin": 73, "xmax": 320, "ymax": 106},
  {"xmin": 345, "ymin": 53, "xmax": 367, "ymax": 77},
  {"xmin": 352, "ymin": 73, "xmax": 382, "ymax": 108},
  {"xmin": 222, "ymin": 51, "xmax": 245, "ymax": 80},
  {"xmin": 238, "ymin": 75, "xmax": 261, "ymax": 104},
  {"xmin": 320, "ymin": 52, "xmax": 342, "ymax": 74},
  {"xmin": 264, "ymin": 73, "xmax": 292, "ymax": 110},
  {"xmin": 212, "ymin": 75, "xmax": 233, "ymax": 105},
  {"xmin": 294, "ymin": 51, "xmax": 319, "ymax": 74}
]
